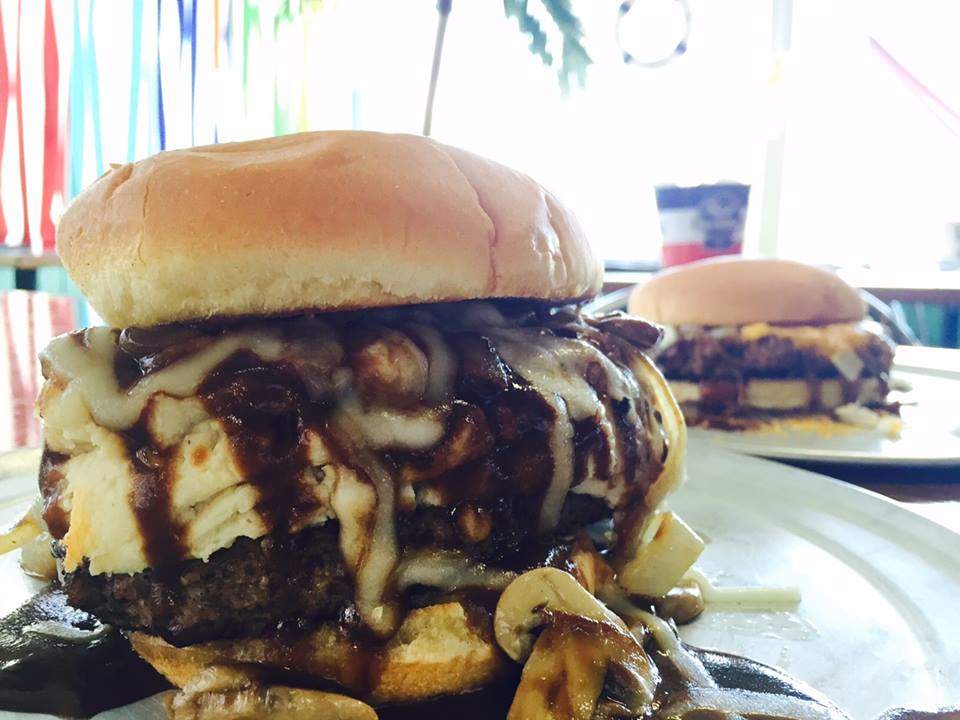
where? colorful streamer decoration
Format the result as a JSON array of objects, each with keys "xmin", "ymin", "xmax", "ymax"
[
  {"xmin": 41, "ymin": 0, "xmax": 63, "ymax": 251},
  {"xmin": 14, "ymin": 0, "xmax": 30, "ymax": 249},
  {"xmin": 0, "ymin": 0, "xmax": 336, "ymax": 252},
  {"xmin": 86, "ymin": 2, "xmax": 103, "ymax": 180},
  {"xmin": 177, "ymin": 0, "xmax": 198, "ymax": 144},
  {"xmin": 128, "ymin": 0, "xmax": 143, "ymax": 162},
  {"xmin": 242, "ymin": 0, "xmax": 261, "ymax": 114},
  {"xmin": 870, "ymin": 37, "xmax": 960, "ymax": 140},
  {"xmin": 0, "ymin": 5, "xmax": 8, "ymax": 245},
  {"xmin": 68, "ymin": 0, "xmax": 84, "ymax": 199},
  {"xmin": 157, "ymin": 0, "xmax": 166, "ymax": 151},
  {"xmin": 69, "ymin": 0, "xmax": 104, "ymax": 200}
]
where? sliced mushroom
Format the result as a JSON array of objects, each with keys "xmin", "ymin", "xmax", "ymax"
[
  {"xmin": 455, "ymin": 504, "xmax": 493, "ymax": 544},
  {"xmin": 494, "ymin": 567, "xmax": 627, "ymax": 663},
  {"xmin": 587, "ymin": 312, "xmax": 664, "ymax": 349},
  {"xmin": 398, "ymin": 403, "xmax": 494, "ymax": 484},
  {"xmin": 347, "ymin": 328, "xmax": 429, "ymax": 407},
  {"xmin": 654, "ymin": 578, "xmax": 705, "ymax": 625},
  {"xmin": 567, "ymin": 540, "xmax": 611, "ymax": 596},
  {"xmin": 507, "ymin": 613, "xmax": 658, "ymax": 720},
  {"xmin": 167, "ymin": 666, "xmax": 377, "ymax": 720}
]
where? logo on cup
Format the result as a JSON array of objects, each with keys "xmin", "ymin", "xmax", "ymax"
[
  {"xmin": 655, "ymin": 183, "xmax": 750, "ymax": 267},
  {"xmin": 698, "ymin": 189, "xmax": 748, "ymax": 250}
]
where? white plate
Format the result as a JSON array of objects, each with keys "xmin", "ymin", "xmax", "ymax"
[
  {"xmin": 676, "ymin": 446, "xmax": 960, "ymax": 718},
  {"xmin": 0, "ymin": 448, "xmax": 958, "ymax": 719},
  {"xmin": 688, "ymin": 368, "xmax": 960, "ymax": 466}
]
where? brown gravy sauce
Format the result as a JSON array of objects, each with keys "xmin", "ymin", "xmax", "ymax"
[
  {"xmin": 0, "ymin": 587, "xmax": 948, "ymax": 720},
  {"xmin": 197, "ymin": 351, "xmax": 322, "ymax": 536},
  {"xmin": 0, "ymin": 588, "xmax": 168, "ymax": 717},
  {"xmin": 121, "ymin": 409, "xmax": 186, "ymax": 570},
  {"xmin": 38, "ymin": 448, "xmax": 70, "ymax": 539}
]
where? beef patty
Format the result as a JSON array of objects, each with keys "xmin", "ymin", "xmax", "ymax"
[
  {"xmin": 654, "ymin": 330, "xmax": 894, "ymax": 382},
  {"xmin": 60, "ymin": 493, "xmax": 609, "ymax": 647}
]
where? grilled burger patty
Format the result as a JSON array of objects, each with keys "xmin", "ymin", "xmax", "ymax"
[
  {"xmin": 648, "ymin": 323, "xmax": 898, "ymax": 426},
  {"xmin": 60, "ymin": 495, "xmax": 608, "ymax": 647},
  {"xmin": 654, "ymin": 326, "xmax": 894, "ymax": 382}
]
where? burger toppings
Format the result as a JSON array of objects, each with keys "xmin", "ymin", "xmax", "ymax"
[
  {"xmin": 653, "ymin": 321, "xmax": 893, "ymax": 383},
  {"xmin": 647, "ymin": 320, "xmax": 896, "ymax": 424},
  {"xmin": 37, "ymin": 301, "xmax": 678, "ymax": 642}
]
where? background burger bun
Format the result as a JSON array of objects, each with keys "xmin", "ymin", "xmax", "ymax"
[
  {"xmin": 628, "ymin": 258, "xmax": 864, "ymax": 326},
  {"xmin": 57, "ymin": 130, "xmax": 602, "ymax": 328}
]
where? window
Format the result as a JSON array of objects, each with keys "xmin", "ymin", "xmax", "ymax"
[
  {"xmin": 777, "ymin": 0, "xmax": 960, "ymax": 268},
  {"xmin": 3, "ymin": 0, "xmax": 956, "ymax": 269}
]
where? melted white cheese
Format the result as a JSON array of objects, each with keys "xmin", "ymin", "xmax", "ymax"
[
  {"xmin": 328, "ymin": 409, "xmax": 399, "ymax": 637},
  {"xmin": 738, "ymin": 320, "xmax": 884, "ymax": 355},
  {"xmin": 684, "ymin": 567, "xmax": 801, "ymax": 607},
  {"xmin": 24, "ymin": 620, "xmax": 110, "ymax": 643},
  {"xmin": 493, "ymin": 329, "xmax": 637, "ymax": 417},
  {"xmin": 536, "ymin": 394, "xmax": 574, "ymax": 532},
  {"xmin": 627, "ymin": 605, "xmax": 715, "ymax": 687},
  {"xmin": 394, "ymin": 550, "xmax": 516, "ymax": 592},
  {"xmin": 406, "ymin": 323, "xmax": 457, "ymax": 402},
  {"xmin": 612, "ymin": 589, "xmax": 827, "ymax": 720},
  {"xmin": 346, "ymin": 401, "xmax": 446, "ymax": 450},
  {"xmin": 41, "ymin": 328, "xmax": 285, "ymax": 430},
  {"xmin": 491, "ymin": 329, "xmax": 643, "ymax": 514}
]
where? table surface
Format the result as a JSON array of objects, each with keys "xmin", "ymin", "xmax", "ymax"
[
  {"xmin": 0, "ymin": 290, "xmax": 956, "ymax": 534},
  {"xmin": 1, "ymin": 255, "xmax": 958, "ymax": 299},
  {"xmin": 0, "ymin": 249, "xmax": 61, "ymax": 270}
]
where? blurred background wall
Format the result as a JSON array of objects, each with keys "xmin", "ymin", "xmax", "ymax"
[{"xmin": 0, "ymin": 0, "xmax": 956, "ymax": 340}]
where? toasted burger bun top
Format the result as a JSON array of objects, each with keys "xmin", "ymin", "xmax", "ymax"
[
  {"xmin": 628, "ymin": 258, "xmax": 864, "ymax": 326},
  {"xmin": 57, "ymin": 131, "xmax": 601, "ymax": 328}
]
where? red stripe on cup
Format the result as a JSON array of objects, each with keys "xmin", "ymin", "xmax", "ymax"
[
  {"xmin": 41, "ymin": 0, "xmax": 62, "ymax": 252},
  {"xmin": 662, "ymin": 242, "xmax": 743, "ymax": 267}
]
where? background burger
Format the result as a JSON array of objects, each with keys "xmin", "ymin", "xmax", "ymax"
[
  {"xmin": 32, "ymin": 131, "xmax": 696, "ymax": 716},
  {"xmin": 628, "ymin": 257, "xmax": 897, "ymax": 430}
]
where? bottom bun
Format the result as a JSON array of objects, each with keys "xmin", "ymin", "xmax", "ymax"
[{"xmin": 131, "ymin": 601, "xmax": 507, "ymax": 704}]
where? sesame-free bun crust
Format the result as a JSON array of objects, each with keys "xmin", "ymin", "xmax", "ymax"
[
  {"xmin": 628, "ymin": 258, "xmax": 864, "ymax": 326},
  {"xmin": 130, "ymin": 602, "xmax": 507, "ymax": 705},
  {"xmin": 57, "ymin": 131, "xmax": 601, "ymax": 328}
]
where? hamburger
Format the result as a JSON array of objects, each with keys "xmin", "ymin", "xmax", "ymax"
[
  {"xmin": 628, "ymin": 257, "xmax": 897, "ymax": 429},
  {"xmin": 32, "ymin": 131, "xmax": 697, "ymax": 716}
]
